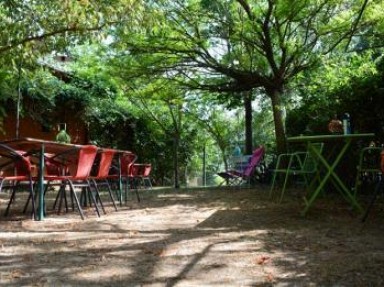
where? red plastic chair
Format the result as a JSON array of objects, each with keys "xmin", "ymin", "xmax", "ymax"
[
  {"xmin": 44, "ymin": 152, "xmax": 72, "ymax": 176},
  {"xmin": 121, "ymin": 153, "xmax": 137, "ymax": 178},
  {"xmin": 45, "ymin": 145, "xmax": 99, "ymax": 220},
  {"xmin": 108, "ymin": 152, "xmax": 139, "ymax": 203},
  {"xmin": 131, "ymin": 163, "xmax": 152, "ymax": 189},
  {"xmin": 129, "ymin": 163, "xmax": 141, "ymax": 189},
  {"xmin": 0, "ymin": 144, "xmax": 36, "ymax": 219},
  {"xmin": 23, "ymin": 150, "xmax": 77, "ymax": 214},
  {"xmin": 89, "ymin": 148, "xmax": 118, "ymax": 211},
  {"xmin": 141, "ymin": 164, "xmax": 153, "ymax": 189}
]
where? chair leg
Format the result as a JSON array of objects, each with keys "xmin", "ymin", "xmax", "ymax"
[
  {"xmin": 110, "ymin": 179, "xmax": 120, "ymax": 201},
  {"xmin": 143, "ymin": 177, "xmax": 152, "ymax": 189},
  {"xmin": 354, "ymin": 171, "xmax": 362, "ymax": 197},
  {"xmin": 107, "ymin": 183, "xmax": 118, "ymax": 211},
  {"xmin": 89, "ymin": 180, "xmax": 106, "ymax": 215},
  {"xmin": 51, "ymin": 182, "xmax": 68, "ymax": 214},
  {"xmin": 24, "ymin": 182, "xmax": 48, "ymax": 218},
  {"xmin": 279, "ymin": 171, "xmax": 291, "ymax": 203},
  {"xmin": 5, "ymin": 180, "xmax": 35, "ymax": 219},
  {"xmin": 68, "ymin": 181, "xmax": 85, "ymax": 220},
  {"xmin": 66, "ymin": 185, "xmax": 73, "ymax": 211},
  {"xmin": 101, "ymin": 179, "xmax": 118, "ymax": 211},
  {"xmin": 4, "ymin": 183, "xmax": 17, "ymax": 216},
  {"xmin": 86, "ymin": 183, "xmax": 101, "ymax": 217},
  {"xmin": 23, "ymin": 181, "xmax": 37, "ymax": 215},
  {"xmin": 124, "ymin": 177, "xmax": 129, "ymax": 203},
  {"xmin": 132, "ymin": 178, "xmax": 141, "ymax": 202},
  {"xmin": 27, "ymin": 178, "xmax": 36, "ymax": 220},
  {"xmin": 362, "ymin": 177, "xmax": 384, "ymax": 222},
  {"xmin": 128, "ymin": 177, "xmax": 141, "ymax": 202},
  {"xmin": 52, "ymin": 182, "xmax": 61, "ymax": 210},
  {"xmin": 269, "ymin": 171, "xmax": 279, "ymax": 198},
  {"xmin": 135, "ymin": 188, "xmax": 141, "ymax": 202},
  {"xmin": 4, "ymin": 181, "xmax": 25, "ymax": 216},
  {"xmin": 279, "ymin": 156, "xmax": 298, "ymax": 203},
  {"xmin": 57, "ymin": 186, "xmax": 68, "ymax": 215}
]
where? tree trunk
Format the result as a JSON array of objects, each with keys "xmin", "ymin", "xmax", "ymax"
[
  {"xmin": 268, "ymin": 88, "xmax": 287, "ymax": 155},
  {"xmin": 244, "ymin": 91, "xmax": 253, "ymax": 155},
  {"xmin": 173, "ymin": 134, "xmax": 180, "ymax": 189}
]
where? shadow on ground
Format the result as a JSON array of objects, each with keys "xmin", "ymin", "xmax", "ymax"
[{"xmin": 0, "ymin": 185, "xmax": 384, "ymax": 286}]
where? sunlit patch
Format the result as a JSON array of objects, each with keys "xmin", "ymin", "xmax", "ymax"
[
  {"xmin": 72, "ymin": 266, "xmax": 133, "ymax": 281},
  {"xmin": 157, "ymin": 194, "xmax": 195, "ymax": 199}
]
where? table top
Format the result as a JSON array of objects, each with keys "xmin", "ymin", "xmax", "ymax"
[
  {"xmin": 0, "ymin": 137, "xmax": 82, "ymax": 155},
  {"xmin": 0, "ymin": 137, "xmax": 134, "ymax": 156},
  {"xmin": 287, "ymin": 133, "xmax": 375, "ymax": 143}
]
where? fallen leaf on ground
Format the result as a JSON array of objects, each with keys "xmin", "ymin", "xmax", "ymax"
[{"xmin": 256, "ymin": 255, "xmax": 270, "ymax": 265}]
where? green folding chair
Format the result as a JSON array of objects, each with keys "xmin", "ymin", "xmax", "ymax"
[{"xmin": 269, "ymin": 142, "xmax": 324, "ymax": 203}]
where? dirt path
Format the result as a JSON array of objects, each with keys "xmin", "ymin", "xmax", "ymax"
[{"xmin": 1, "ymin": 186, "xmax": 384, "ymax": 286}]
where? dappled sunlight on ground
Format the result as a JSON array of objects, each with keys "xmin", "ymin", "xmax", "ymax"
[{"xmin": 1, "ymin": 186, "xmax": 384, "ymax": 286}]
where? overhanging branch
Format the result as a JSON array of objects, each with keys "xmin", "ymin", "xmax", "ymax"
[{"xmin": 0, "ymin": 24, "xmax": 109, "ymax": 54}]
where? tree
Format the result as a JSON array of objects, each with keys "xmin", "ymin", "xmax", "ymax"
[
  {"xmin": 111, "ymin": 0, "xmax": 381, "ymax": 154},
  {"xmin": 185, "ymin": 94, "xmax": 242, "ymax": 171},
  {"xmin": 123, "ymin": 79, "xmax": 199, "ymax": 188},
  {"xmin": 0, "ymin": 0, "xmax": 137, "ymax": 56}
]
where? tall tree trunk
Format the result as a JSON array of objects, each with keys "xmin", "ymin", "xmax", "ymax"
[
  {"xmin": 244, "ymin": 91, "xmax": 253, "ymax": 155},
  {"xmin": 173, "ymin": 133, "xmax": 180, "ymax": 189},
  {"xmin": 170, "ymin": 104, "xmax": 182, "ymax": 189},
  {"xmin": 268, "ymin": 88, "xmax": 287, "ymax": 155}
]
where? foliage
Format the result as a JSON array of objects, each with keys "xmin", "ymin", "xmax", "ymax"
[
  {"xmin": 120, "ymin": 78, "xmax": 202, "ymax": 187},
  {"xmin": 109, "ymin": 0, "xmax": 383, "ymax": 154},
  {"xmin": 1, "ymin": 0, "xmax": 384, "ymax": 186},
  {"xmin": 286, "ymin": 52, "xmax": 381, "ymax": 138},
  {"xmin": 0, "ymin": 0, "xmax": 140, "ymax": 129},
  {"xmin": 252, "ymin": 95, "xmax": 276, "ymax": 152},
  {"xmin": 0, "ymin": 0, "xmax": 137, "ymax": 56},
  {"xmin": 185, "ymin": 94, "xmax": 242, "ymax": 170}
]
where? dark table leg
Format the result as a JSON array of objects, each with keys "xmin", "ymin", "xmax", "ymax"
[{"xmin": 38, "ymin": 144, "xmax": 45, "ymax": 220}]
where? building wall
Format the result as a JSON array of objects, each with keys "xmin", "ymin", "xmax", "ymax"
[{"xmin": 0, "ymin": 114, "xmax": 88, "ymax": 144}]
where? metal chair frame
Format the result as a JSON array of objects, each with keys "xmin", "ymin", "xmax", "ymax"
[
  {"xmin": 354, "ymin": 146, "xmax": 383, "ymax": 196},
  {"xmin": 217, "ymin": 146, "xmax": 266, "ymax": 187},
  {"xmin": 269, "ymin": 142, "xmax": 324, "ymax": 203},
  {"xmin": 362, "ymin": 150, "xmax": 384, "ymax": 222}
]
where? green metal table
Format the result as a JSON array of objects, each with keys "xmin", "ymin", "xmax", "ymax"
[{"xmin": 287, "ymin": 133, "xmax": 375, "ymax": 215}]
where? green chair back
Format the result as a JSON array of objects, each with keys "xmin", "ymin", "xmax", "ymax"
[{"xmin": 301, "ymin": 142, "xmax": 324, "ymax": 173}]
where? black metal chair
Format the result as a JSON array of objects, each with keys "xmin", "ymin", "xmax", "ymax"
[{"xmin": 362, "ymin": 150, "xmax": 384, "ymax": 222}]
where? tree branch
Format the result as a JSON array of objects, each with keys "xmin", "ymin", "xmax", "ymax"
[
  {"xmin": 0, "ymin": 24, "xmax": 108, "ymax": 54},
  {"xmin": 235, "ymin": 0, "xmax": 254, "ymax": 21},
  {"xmin": 344, "ymin": 0, "xmax": 369, "ymax": 51}
]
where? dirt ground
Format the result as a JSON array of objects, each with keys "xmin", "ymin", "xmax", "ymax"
[{"xmin": 1, "ymin": 185, "xmax": 384, "ymax": 287}]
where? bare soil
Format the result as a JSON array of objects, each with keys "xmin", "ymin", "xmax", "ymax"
[{"xmin": 1, "ymin": 185, "xmax": 384, "ymax": 286}]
